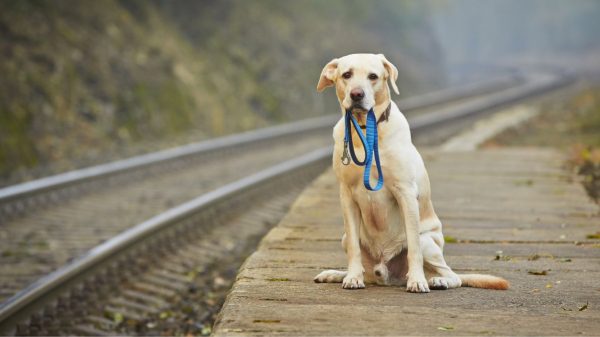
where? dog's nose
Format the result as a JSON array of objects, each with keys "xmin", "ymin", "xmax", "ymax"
[{"xmin": 350, "ymin": 88, "xmax": 365, "ymax": 102}]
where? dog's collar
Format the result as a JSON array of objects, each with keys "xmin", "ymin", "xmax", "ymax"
[{"xmin": 358, "ymin": 103, "xmax": 391, "ymax": 129}]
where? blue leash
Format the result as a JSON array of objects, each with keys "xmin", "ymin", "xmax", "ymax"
[{"xmin": 342, "ymin": 109, "xmax": 384, "ymax": 191}]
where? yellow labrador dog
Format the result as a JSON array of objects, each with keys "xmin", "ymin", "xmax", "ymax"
[{"xmin": 313, "ymin": 53, "xmax": 508, "ymax": 292}]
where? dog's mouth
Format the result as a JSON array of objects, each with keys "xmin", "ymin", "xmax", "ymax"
[{"xmin": 349, "ymin": 103, "xmax": 368, "ymax": 114}]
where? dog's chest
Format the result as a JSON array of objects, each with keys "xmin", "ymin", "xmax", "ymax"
[
  {"xmin": 350, "ymin": 183, "xmax": 406, "ymax": 259},
  {"xmin": 338, "ymin": 146, "xmax": 398, "ymax": 230},
  {"xmin": 352, "ymin": 185, "xmax": 394, "ymax": 229}
]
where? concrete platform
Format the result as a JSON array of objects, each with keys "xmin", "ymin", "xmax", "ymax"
[{"xmin": 214, "ymin": 148, "xmax": 600, "ymax": 336}]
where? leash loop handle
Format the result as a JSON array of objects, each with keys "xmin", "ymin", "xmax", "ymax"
[
  {"xmin": 344, "ymin": 109, "xmax": 384, "ymax": 191},
  {"xmin": 362, "ymin": 110, "xmax": 384, "ymax": 191},
  {"xmin": 344, "ymin": 112, "xmax": 367, "ymax": 166}
]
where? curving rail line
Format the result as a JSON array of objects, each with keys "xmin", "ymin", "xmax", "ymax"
[{"xmin": 0, "ymin": 69, "xmax": 573, "ymax": 335}]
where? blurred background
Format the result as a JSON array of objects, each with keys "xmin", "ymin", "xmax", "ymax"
[{"xmin": 1, "ymin": 0, "xmax": 600, "ymax": 186}]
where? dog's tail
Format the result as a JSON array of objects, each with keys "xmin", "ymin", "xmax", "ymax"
[{"xmin": 458, "ymin": 274, "xmax": 509, "ymax": 290}]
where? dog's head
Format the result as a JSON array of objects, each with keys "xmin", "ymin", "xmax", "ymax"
[{"xmin": 316, "ymin": 53, "xmax": 399, "ymax": 114}]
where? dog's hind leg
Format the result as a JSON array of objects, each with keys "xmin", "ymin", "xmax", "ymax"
[
  {"xmin": 314, "ymin": 234, "xmax": 349, "ymax": 283},
  {"xmin": 421, "ymin": 231, "xmax": 461, "ymax": 290},
  {"xmin": 314, "ymin": 270, "xmax": 347, "ymax": 283}
]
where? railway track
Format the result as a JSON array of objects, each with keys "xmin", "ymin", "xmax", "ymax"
[{"xmin": 0, "ymin": 70, "xmax": 573, "ymax": 335}]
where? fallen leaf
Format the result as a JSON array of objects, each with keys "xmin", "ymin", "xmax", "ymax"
[
  {"xmin": 586, "ymin": 232, "xmax": 600, "ymax": 239},
  {"xmin": 437, "ymin": 326, "xmax": 454, "ymax": 331},
  {"xmin": 561, "ymin": 306, "xmax": 573, "ymax": 311},
  {"xmin": 545, "ymin": 283, "xmax": 553, "ymax": 288},
  {"xmin": 528, "ymin": 253, "xmax": 554, "ymax": 260},
  {"xmin": 494, "ymin": 250, "xmax": 512, "ymax": 261},
  {"xmin": 578, "ymin": 301, "xmax": 588, "ymax": 311},
  {"xmin": 558, "ymin": 258, "xmax": 572, "ymax": 262},
  {"xmin": 528, "ymin": 269, "xmax": 550, "ymax": 275}
]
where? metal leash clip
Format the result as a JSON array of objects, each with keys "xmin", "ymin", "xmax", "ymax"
[{"xmin": 341, "ymin": 140, "xmax": 351, "ymax": 165}]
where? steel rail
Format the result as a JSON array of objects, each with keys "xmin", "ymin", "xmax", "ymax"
[
  {"xmin": 0, "ymin": 115, "xmax": 336, "ymax": 219},
  {"xmin": 0, "ymin": 148, "xmax": 332, "ymax": 334},
  {"xmin": 409, "ymin": 71, "xmax": 574, "ymax": 130},
  {"xmin": 0, "ymin": 74, "xmax": 521, "ymax": 221},
  {"xmin": 0, "ymin": 69, "xmax": 573, "ymax": 334},
  {"xmin": 400, "ymin": 73, "xmax": 522, "ymax": 110}
]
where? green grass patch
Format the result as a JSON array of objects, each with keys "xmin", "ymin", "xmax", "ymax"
[{"xmin": 444, "ymin": 235, "xmax": 458, "ymax": 243}]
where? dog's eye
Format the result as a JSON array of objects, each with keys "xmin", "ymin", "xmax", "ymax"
[
  {"xmin": 368, "ymin": 73, "xmax": 378, "ymax": 80},
  {"xmin": 342, "ymin": 71, "xmax": 352, "ymax": 79}
]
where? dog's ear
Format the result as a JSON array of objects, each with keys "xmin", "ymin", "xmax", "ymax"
[
  {"xmin": 316, "ymin": 58, "xmax": 339, "ymax": 92},
  {"xmin": 378, "ymin": 54, "xmax": 399, "ymax": 95}
]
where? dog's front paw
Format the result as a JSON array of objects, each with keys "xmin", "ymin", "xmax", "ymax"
[
  {"xmin": 342, "ymin": 273, "xmax": 365, "ymax": 290},
  {"xmin": 406, "ymin": 274, "xmax": 430, "ymax": 293}
]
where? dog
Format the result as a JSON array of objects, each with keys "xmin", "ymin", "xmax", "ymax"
[{"xmin": 313, "ymin": 53, "xmax": 509, "ymax": 292}]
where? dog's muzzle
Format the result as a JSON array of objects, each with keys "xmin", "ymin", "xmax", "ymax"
[{"xmin": 350, "ymin": 103, "xmax": 368, "ymax": 114}]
